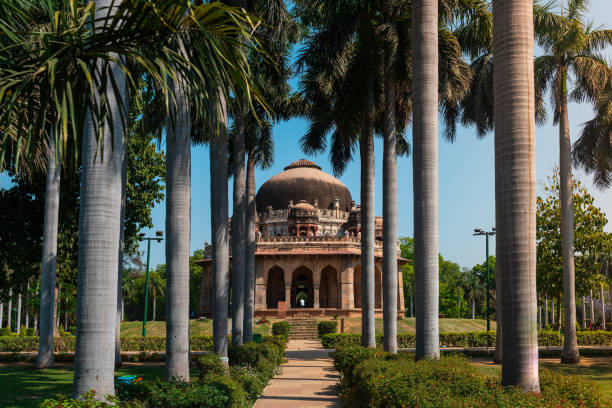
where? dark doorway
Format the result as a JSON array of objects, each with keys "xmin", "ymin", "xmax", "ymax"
[
  {"xmin": 320, "ymin": 266, "xmax": 339, "ymax": 308},
  {"xmin": 291, "ymin": 266, "xmax": 314, "ymax": 308},
  {"xmin": 266, "ymin": 266, "xmax": 285, "ymax": 308}
]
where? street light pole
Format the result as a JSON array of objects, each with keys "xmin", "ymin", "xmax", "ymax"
[
  {"xmin": 140, "ymin": 231, "xmax": 163, "ymax": 337},
  {"xmin": 474, "ymin": 228, "xmax": 496, "ymax": 332}
]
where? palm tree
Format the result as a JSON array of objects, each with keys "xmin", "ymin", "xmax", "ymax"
[
  {"xmin": 231, "ymin": 105, "xmax": 246, "ymax": 346},
  {"xmin": 165, "ymin": 74, "xmax": 192, "ymax": 380},
  {"xmin": 149, "ymin": 271, "xmax": 165, "ymax": 322},
  {"xmin": 36, "ymin": 133, "xmax": 60, "ymax": 369},
  {"xmin": 412, "ymin": 0, "xmax": 440, "ymax": 361},
  {"xmin": 492, "ymin": 0, "xmax": 540, "ymax": 392},
  {"xmin": 210, "ymin": 92, "xmax": 230, "ymax": 362},
  {"xmin": 115, "ymin": 147, "xmax": 127, "ymax": 368},
  {"xmin": 534, "ymin": 0, "xmax": 612, "ymax": 364}
]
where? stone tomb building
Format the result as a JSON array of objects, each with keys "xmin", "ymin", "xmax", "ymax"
[{"xmin": 198, "ymin": 159, "xmax": 406, "ymax": 317}]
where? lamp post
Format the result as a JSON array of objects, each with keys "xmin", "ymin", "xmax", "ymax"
[
  {"xmin": 140, "ymin": 231, "xmax": 164, "ymax": 337},
  {"xmin": 473, "ymin": 227, "xmax": 496, "ymax": 332}
]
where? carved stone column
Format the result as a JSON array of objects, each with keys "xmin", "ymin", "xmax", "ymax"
[
  {"xmin": 340, "ymin": 256, "xmax": 355, "ymax": 309},
  {"xmin": 313, "ymin": 283, "xmax": 320, "ymax": 308}
]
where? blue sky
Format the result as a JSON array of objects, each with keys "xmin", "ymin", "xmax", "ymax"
[{"xmin": 2, "ymin": 0, "xmax": 612, "ymax": 271}]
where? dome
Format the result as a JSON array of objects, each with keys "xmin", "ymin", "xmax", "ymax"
[
  {"xmin": 256, "ymin": 159, "xmax": 353, "ymax": 211},
  {"xmin": 288, "ymin": 200, "xmax": 318, "ymax": 225}
]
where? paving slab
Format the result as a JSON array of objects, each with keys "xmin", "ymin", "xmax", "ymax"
[{"xmin": 254, "ymin": 340, "xmax": 341, "ymax": 408}]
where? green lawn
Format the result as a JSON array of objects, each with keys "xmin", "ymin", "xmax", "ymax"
[
  {"xmin": 0, "ymin": 364, "xmax": 173, "ymax": 408},
  {"xmin": 119, "ymin": 317, "xmax": 493, "ymax": 336},
  {"xmin": 472, "ymin": 358, "xmax": 612, "ymax": 400}
]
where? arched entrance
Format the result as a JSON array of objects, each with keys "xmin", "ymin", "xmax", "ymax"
[
  {"xmin": 353, "ymin": 265, "xmax": 361, "ymax": 308},
  {"xmin": 266, "ymin": 266, "xmax": 285, "ymax": 309},
  {"xmin": 320, "ymin": 265, "xmax": 339, "ymax": 308},
  {"xmin": 291, "ymin": 266, "xmax": 314, "ymax": 308}
]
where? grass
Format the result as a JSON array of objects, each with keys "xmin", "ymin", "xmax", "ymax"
[
  {"xmin": 472, "ymin": 357, "xmax": 612, "ymax": 400},
  {"xmin": 119, "ymin": 317, "xmax": 493, "ymax": 337},
  {"xmin": 0, "ymin": 364, "xmax": 176, "ymax": 408}
]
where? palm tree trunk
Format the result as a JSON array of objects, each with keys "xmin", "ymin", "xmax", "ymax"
[
  {"xmin": 115, "ymin": 150, "xmax": 127, "ymax": 368},
  {"xmin": 556, "ymin": 295, "xmax": 561, "ymax": 331},
  {"xmin": 600, "ymin": 284, "xmax": 606, "ymax": 330},
  {"xmin": 551, "ymin": 297, "xmax": 555, "ymax": 325},
  {"xmin": 559, "ymin": 88, "xmax": 579, "ymax": 362},
  {"xmin": 37, "ymin": 135, "xmax": 60, "ymax": 367},
  {"xmin": 360, "ymin": 113, "xmax": 376, "ymax": 349},
  {"xmin": 410, "ymin": 289, "xmax": 413, "ymax": 317},
  {"xmin": 153, "ymin": 294, "xmax": 156, "ymax": 322},
  {"xmin": 493, "ymin": 0, "xmax": 539, "ymax": 391},
  {"xmin": 383, "ymin": 69, "xmax": 398, "ymax": 354},
  {"xmin": 472, "ymin": 299, "xmax": 476, "ymax": 319},
  {"xmin": 17, "ymin": 291, "xmax": 22, "ymax": 333},
  {"xmin": 64, "ymin": 307, "xmax": 68, "ymax": 332},
  {"xmin": 581, "ymin": 295, "xmax": 586, "ymax": 328},
  {"xmin": 74, "ymin": 58, "xmax": 125, "ymax": 399},
  {"xmin": 413, "ymin": 0, "xmax": 440, "ymax": 361},
  {"xmin": 544, "ymin": 293, "xmax": 548, "ymax": 326},
  {"xmin": 211, "ymin": 92, "xmax": 230, "ymax": 362},
  {"xmin": 243, "ymin": 147, "xmax": 256, "ymax": 343},
  {"xmin": 25, "ymin": 283, "xmax": 29, "ymax": 329},
  {"xmin": 122, "ymin": 299, "xmax": 124, "ymax": 322},
  {"xmin": 0, "ymin": 300, "xmax": 3, "ymax": 329},
  {"xmin": 54, "ymin": 287, "xmax": 59, "ymax": 334},
  {"xmin": 7, "ymin": 287, "xmax": 12, "ymax": 331},
  {"xmin": 589, "ymin": 289, "xmax": 595, "ymax": 324},
  {"xmin": 231, "ymin": 106, "xmax": 246, "ymax": 346},
  {"xmin": 165, "ymin": 77, "xmax": 191, "ymax": 382}
]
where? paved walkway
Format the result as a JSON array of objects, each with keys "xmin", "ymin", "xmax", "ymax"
[{"xmin": 254, "ymin": 340, "xmax": 341, "ymax": 408}]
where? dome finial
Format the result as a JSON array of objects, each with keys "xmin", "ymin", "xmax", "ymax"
[{"xmin": 284, "ymin": 159, "xmax": 321, "ymax": 171}]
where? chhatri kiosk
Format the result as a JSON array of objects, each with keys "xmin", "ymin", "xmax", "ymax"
[{"xmin": 198, "ymin": 159, "xmax": 406, "ymax": 317}]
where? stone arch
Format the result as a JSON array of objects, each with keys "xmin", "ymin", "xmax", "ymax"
[
  {"xmin": 319, "ymin": 265, "xmax": 339, "ymax": 308},
  {"xmin": 291, "ymin": 266, "xmax": 314, "ymax": 308},
  {"xmin": 375, "ymin": 267, "xmax": 382, "ymax": 309},
  {"xmin": 353, "ymin": 265, "xmax": 362, "ymax": 309},
  {"xmin": 266, "ymin": 266, "xmax": 285, "ymax": 309}
]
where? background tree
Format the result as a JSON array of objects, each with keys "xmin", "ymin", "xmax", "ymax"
[{"xmin": 534, "ymin": 0, "xmax": 612, "ymax": 364}]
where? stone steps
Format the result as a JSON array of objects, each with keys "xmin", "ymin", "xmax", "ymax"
[{"xmin": 288, "ymin": 318, "xmax": 318, "ymax": 340}]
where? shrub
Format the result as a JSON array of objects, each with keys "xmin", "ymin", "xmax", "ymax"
[
  {"xmin": 317, "ymin": 320, "xmax": 338, "ymax": 338},
  {"xmin": 26, "ymin": 327, "xmax": 35, "ymax": 336},
  {"xmin": 40, "ymin": 391, "xmax": 137, "ymax": 407},
  {"xmin": 205, "ymin": 375, "xmax": 249, "ymax": 408},
  {"xmin": 0, "ymin": 327, "xmax": 11, "ymax": 336},
  {"xmin": 322, "ymin": 330, "xmax": 612, "ymax": 349},
  {"xmin": 230, "ymin": 366, "xmax": 266, "ymax": 401},
  {"xmin": 137, "ymin": 379, "xmax": 232, "ymax": 408},
  {"xmin": 271, "ymin": 321, "xmax": 290, "ymax": 339},
  {"xmin": 335, "ymin": 345, "xmax": 609, "ymax": 408},
  {"xmin": 196, "ymin": 353, "xmax": 227, "ymax": 378},
  {"xmin": 19, "ymin": 325, "xmax": 26, "ymax": 337}
]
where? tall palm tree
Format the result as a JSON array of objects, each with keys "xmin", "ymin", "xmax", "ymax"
[
  {"xmin": 36, "ymin": 133, "xmax": 60, "ymax": 369},
  {"xmin": 210, "ymin": 92, "xmax": 230, "ymax": 362},
  {"xmin": 413, "ymin": 0, "xmax": 440, "ymax": 361},
  {"xmin": 165, "ymin": 74, "xmax": 192, "ymax": 380},
  {"xmin": 492, "ymin": 0, "xmax": 540, "ymax": 392},
  {"xmin": 231, "ymin": 105, "xmax": 246, "ymax": 346},
  {"xmin": 534, "ymin": 0, "xmax": 612, "ymax": 364},
  {"xmin": 115, "ymin": 152, "xmax": 127, "ymax": 368}
]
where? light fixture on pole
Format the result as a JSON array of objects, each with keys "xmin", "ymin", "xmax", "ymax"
[
  {"xmin": 140, "ymin": 230, "xmax": 164, "ymax": 337},
  {"xmin": 473, "ymin": 227, "xmax": 496, "ymax": 332}
]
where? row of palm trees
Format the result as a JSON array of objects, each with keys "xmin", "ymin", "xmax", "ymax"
[{"xmin": 1, "ymin": 0, "xmax": 611, "ymax": 399}]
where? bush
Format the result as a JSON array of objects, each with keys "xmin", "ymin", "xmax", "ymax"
[
  {"xmin": 40, "ymin": 391, "xmax": 137, "ymax": 407},
  {"xmin": 322, "ymin": 330, "xmax": 612, "ymax": 349},
  {"xmin": 26, "ymin": 327, "xmax": 35, "ymax": 336},
  {"xmin": 271, "ymin": 321, "xmax": 290, "ymax": 339},
  {"xmin": 196, "ymin": 354, "xmax": 227, "ymax": 378},
  {"xmin": 0, "ymin": 327, "xmax": 11, "ymax": 336},
  {"xmin": 317, "ymin": 320, "xmax": 338, "ymax": 338},
  {"xmin": 19, "ymin": 325, "xmax": 26, "ymax": 337},
  {"xmin": 335, "ymin": 345, "xmax": 609, "ymax": 408},
  {"xmin": 136, "ymin": 379, "xmax": 233, "ymax": 408},
  {"xmin": 230, "ymin": 366, "xmax": 266, "ymax": 401}
]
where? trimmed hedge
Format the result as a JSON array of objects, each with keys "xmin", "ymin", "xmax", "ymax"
[
  {"xmin": 321, "ymin": 330, "xmax": 612, "ymax": 349},
  {"xmin": 334, "ymin": 345, "xmax": 609, "ymax": 407},
  {"xmin": 41, "ymin": 335, "xmax": 288, "ymax": 407},
  {"xmin": 271, "ymin": 321, "xmax": 290, "ymax": 339},
  {"xmin": 0, "ymin": 335, "xmax": 214, "ymax": 353},
  {"xmin": 317, "ymin": 320, "xmax": 338, "ymax": 338}
]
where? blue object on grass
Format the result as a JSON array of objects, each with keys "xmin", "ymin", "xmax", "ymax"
[{"xmin": 117, "ymin": 375, "xmax": 138, "ymax": 384}]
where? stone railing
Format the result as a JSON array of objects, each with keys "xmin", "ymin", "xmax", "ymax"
[
  {"xmin": 259, "ymin": 209, "xmax": 351, "ymax": 222},
  {"xmin": 256, "ymin": 235, "xmax": 384, "ymax": 248}
]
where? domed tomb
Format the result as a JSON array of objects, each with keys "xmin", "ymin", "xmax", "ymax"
[{"xmin": 256, "ymin": 159, "xmax": 353, "ymax": 211}]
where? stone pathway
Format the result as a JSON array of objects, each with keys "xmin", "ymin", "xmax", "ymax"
[{"xmin": 254, "ymin": 340, "xmax": 342, "ymax": 408}]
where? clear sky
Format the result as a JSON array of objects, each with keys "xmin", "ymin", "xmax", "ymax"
[{"xmin": 2, "ymin": 0, "xmax": 611, "ymax": 271}]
